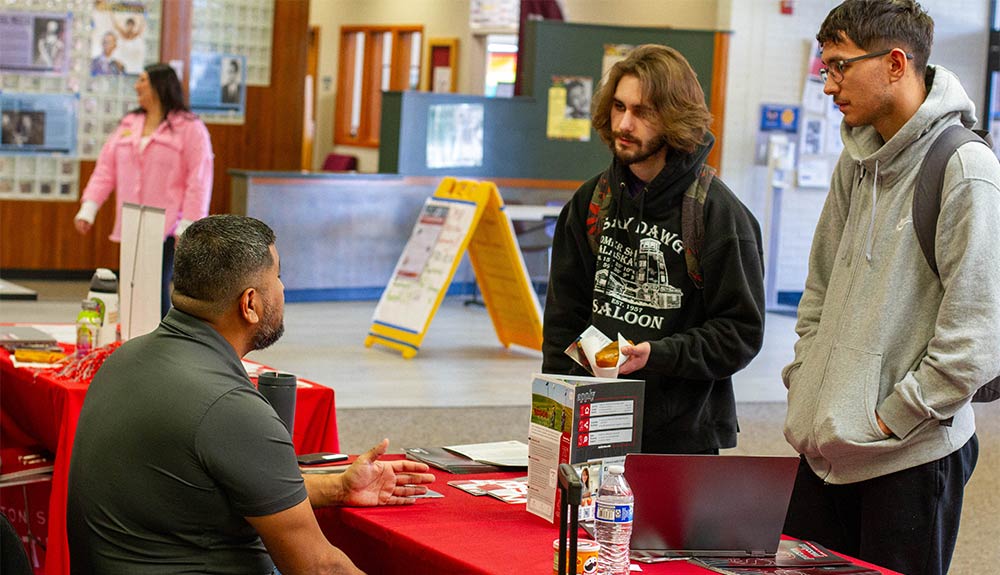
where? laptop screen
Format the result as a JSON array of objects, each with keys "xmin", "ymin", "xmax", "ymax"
[{"xmin": 623, "ymin": 453, "xmax": 799, "ymax": 558}]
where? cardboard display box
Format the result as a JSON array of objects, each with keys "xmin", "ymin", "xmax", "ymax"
[{"xmin": 526, "ymin": 373, "xmax": 644, "ymax": 523}]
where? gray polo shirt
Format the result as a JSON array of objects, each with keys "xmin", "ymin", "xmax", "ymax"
[{"xmin": 68, "ymin": 309, "xmax": 307, "ymax": 574}]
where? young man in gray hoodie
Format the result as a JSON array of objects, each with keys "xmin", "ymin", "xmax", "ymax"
[{"xmin": 781, "ymin": 2, "xmax": 1000, "ymax": 574}]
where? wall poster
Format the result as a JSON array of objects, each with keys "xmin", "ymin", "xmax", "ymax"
[
  {"xmin": 426, "ymin": 103, "xmax": 484, "ymax": 169},
  {"xmin": 190, "ymin": 52, "xmax": 247, "ymax": 116},
  {"xmin": 0, "ymin": 93, "xmax": 78, "ymax": 155},
  {"xmin": 546, "ymin": 75, "xmax": 591, "ymax": 141},
  {"xmin": 0, "ymin": 11, "xmax": 72, "ymax": 75},
  {"xmin": 90, "ymin": 1, "xmax": 148, "ymax": 76}
]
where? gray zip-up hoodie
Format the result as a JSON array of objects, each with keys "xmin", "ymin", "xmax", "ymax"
[{"xmin": 782, "ymin": 66, "xmax": 1000, "ymax": 484}]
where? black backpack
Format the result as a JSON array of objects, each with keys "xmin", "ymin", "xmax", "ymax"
[
  {"xmin": 912, "ymin": 124, "xmax": 999, "ymax": 402},
  {"xmin": 586, "ymin": 164, "xmax": 717, "ymax": 289}
]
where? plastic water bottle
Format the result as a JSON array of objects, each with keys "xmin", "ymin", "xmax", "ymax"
[
  {"xmin": 87, "ymin": 268, "xmax": 119, "ymax": 347},
  {"xmin": 594, "ymin": 464, "xmax": 633, "ymax": 575}
]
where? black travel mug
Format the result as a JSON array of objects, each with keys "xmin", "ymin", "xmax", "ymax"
[{"xmin": 258, "ymin": 371, "xmax": 297, "ymax": 437}]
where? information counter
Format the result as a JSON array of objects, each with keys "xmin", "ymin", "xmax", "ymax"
[{"xmin": 229, "ymin": 170, "xmax": 575, "ymax": 302}]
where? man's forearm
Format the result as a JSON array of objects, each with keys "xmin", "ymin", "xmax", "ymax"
[{"xmin": 304, "ymin": 473, "xmax": 346, "ymax": 507}]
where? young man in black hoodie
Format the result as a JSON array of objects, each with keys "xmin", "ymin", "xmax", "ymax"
[{"xmin": 542, "ymin": 44, "xmax": 766, "ymax": 454}]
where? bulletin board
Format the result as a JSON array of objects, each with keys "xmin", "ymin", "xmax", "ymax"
[
  {"xmin": 365, "ymin": 177, "xmax": 543, "ymax": 358},
  {"xmin": 0, "ymin": 0, "xmax": 164, "ymax": 202}
]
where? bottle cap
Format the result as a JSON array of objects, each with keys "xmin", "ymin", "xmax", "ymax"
[
  {"xmin": 608, "ymin": 464, "xmax": 625, "ymax": 475},
  {"xmin": 89, "ymin": 268, "xmax": 119, "ymax": 293}
]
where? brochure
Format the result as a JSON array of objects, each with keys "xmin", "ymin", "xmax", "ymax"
[
  {"xmin": 447, "ymin": 478, "xmax": 527, "ymax": 504},
  {"xmin": 694, "ymin": 539, "xmax": 878, "ymax": 575},
  {"xmin": 403, "ymin": 446, "xmax": 502, "ymax": 474}
]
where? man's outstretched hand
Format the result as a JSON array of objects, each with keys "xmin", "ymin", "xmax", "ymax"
[{"xmin": 339, "ymin": 439, "xmax": 436, "ymax": 506}]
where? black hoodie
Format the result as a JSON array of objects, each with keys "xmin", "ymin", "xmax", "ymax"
[{"xmin": 542, "ymin": 134, "xmax": 766, "ymax": 453}]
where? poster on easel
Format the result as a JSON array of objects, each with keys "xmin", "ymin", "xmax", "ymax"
[{"xmin": 365, "ymin": 177, "xmax": 543, "ymax": 358}]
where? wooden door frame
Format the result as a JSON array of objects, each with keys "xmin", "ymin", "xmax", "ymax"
[{"xmin": 302, "ymin": 25, "xmax": 320, "ymax": 170}]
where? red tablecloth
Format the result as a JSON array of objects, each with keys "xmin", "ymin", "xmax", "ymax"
[
  {"xmin": 0, "ymin": 346, "xmax": 339, "ymax": 575},
  {"xmin": 316, "ymin": 466, "xmax": 902, "ymax": 575}
]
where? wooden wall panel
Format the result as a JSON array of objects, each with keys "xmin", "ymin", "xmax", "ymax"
[
  {"xmin": 708, "ymin": 31, "xmax": 730, "ymax": 174},
  {"xmin": 0, "ymin": 0, "xmax": 308, "ymax": 273}
]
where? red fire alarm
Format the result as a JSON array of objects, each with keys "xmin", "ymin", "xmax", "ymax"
[{"xmin": 781, "ymin": 0, "xmax": 794, "ymax": 15}]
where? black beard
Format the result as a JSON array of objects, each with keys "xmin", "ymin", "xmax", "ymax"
[{"xmin": 250, "ymin": 318, "xmax": 285, "ymax": 351}]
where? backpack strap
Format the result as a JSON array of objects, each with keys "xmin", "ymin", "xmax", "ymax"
[
  {"xmin": 912, "ymin": 125, "xmax": 990, "ymax": 276},
  {"xmin": 587, "ymin": 164, "xmax": 716, "ymax": 290},
  {"xmin": 911, "ymin": 125, "xmax": 998, "ymax": 404},
  {"xmin": 585, "ymin": 171, "xmax": 612, "ymax": 255},
  {"xmin": 681, "ymin": 164, "xmax": 717, "ymax": 289}
]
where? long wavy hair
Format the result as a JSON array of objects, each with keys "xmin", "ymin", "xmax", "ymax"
[{"xmin": 591, "ymin": 44, "xmax": 712, "ymax": 155}]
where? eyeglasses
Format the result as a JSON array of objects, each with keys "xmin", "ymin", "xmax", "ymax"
[{"xmin": 818, "ymin": 49, "xmax": 913, "ymax": 83}]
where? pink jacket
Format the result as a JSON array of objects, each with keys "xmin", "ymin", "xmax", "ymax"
[{"xmin": 82, "ymin": 111, "xmax": 214, "ymax": 241}]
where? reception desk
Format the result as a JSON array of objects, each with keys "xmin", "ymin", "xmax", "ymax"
[
  {"xmin": 229, "ymin": 171, "xmax": 575, "ymax": 302},
  {"xmin": 0, "ymin": 335, "xmax": 339, "ymax": 575}
]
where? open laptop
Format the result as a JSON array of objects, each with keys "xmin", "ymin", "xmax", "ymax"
[{"xmin": 618, "ymin": 453, "xmax": 799, "ymax": 559}]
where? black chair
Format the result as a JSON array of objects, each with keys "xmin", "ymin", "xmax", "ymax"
[
  {"xmin": 321, "ymin": 153, "xmax": 359, "ymax": 172},
  {"xmin": 1, "ymin": 510, "xmax": 33, "ymax": 575}
]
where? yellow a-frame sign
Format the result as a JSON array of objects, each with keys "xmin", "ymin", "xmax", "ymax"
[{"xmin": 365, "ymin": 177, "xmax": 544, "ymax": 358}]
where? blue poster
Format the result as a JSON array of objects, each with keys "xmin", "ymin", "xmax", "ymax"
[
  {"xmin": 190, "ymin": 52, "xmax": 246, "ymax": 114},
  {"xmin": 759, "ymin": 104, "xmax": 800, "ymax": 133},
  {"xmin": 0, "ymin": 11, "xmax": 72, "ymax": 75},
  {"xmin": 0, "ymin": 92, "xmax": 78, "ymax": 154}
]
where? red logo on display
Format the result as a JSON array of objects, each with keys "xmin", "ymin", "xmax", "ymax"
[
  {"xmin": 577, "ymin": 434, "xmax": 590, "ymax": 447},
  {"xmin": 580, "ymin": 404, "xmax": 591, "ymax": 417},
  {"xmin": 578, "ymin": 419, "xmax": 590, "ymax": 432}
]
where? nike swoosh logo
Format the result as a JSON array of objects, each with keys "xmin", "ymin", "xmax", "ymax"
[{"xmin": 897, "ymin": 217, "xmax": 912, "ymax": 231}]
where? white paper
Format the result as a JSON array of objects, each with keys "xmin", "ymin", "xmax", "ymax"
[
  {"xmin": 372, "ymin": 198, "xmax": 477, "ymax": 333},
  {"xmin": 526, "ymin": 423, "xmax": 562, "ymax": 522},
  {"xmin": 571, "ymin": 326, "xmax": 631, "ymax": 378},
  {"xmin": 426, "ymin": 103, "xmax": 484, "ymax": 169},
  {"xmin": 601, "ymin": 43, "xmax": 633, "ymax": 79},
  {"xmin": 119, "ymin": 203, "xmax": 164, "ymax": 341},
  {"xmin": 432, "ymin": 66, "xmax": 451, "ymax": 93},
  {"xmin": 801, "ymin": 79, "xmax": 827, "ymax": 115},
  {"xmin": 826, "ymin": 119, "xmax": 844, "ymax": 156},
  {"xmin": 799, "ymin": 115, "xmax": 826, "ymax": 156},
  {"xmin": 443, "ymin": 440, "xmax": 528, "ymax": 468},
  {"xmin": 797, "ymin": 158, "xmax": 831, "ymax": 188},
  {"xmin": 396, "ymin": 204, "xmax": 447, "ymax": 279}
]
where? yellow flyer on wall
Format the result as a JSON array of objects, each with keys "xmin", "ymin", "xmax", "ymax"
[{"xmin": 546, "ymin": 76, "xmax": 591, "ymax": 141}]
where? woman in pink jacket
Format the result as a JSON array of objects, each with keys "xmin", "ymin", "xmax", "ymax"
[{"xmin": 74, "ymin": 63, "xmax": 214, "ymax": 317}]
